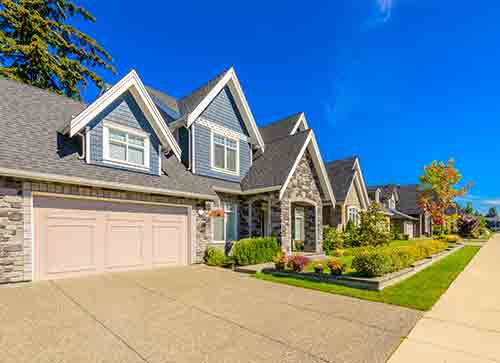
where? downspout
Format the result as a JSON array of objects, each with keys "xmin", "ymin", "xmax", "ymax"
[{"xmin": 76, "ymin": 132, "xmax": 86, "ymax": 160}]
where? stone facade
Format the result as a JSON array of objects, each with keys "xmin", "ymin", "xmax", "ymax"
[
  {"xmin": 0, "ymin": 176, "xmax": 213, "ymax": 283},
  {"xmin": 324, "ymin": 177, "xmax": 365, "ymax": 230},
  {"xmin": 0, "ymin": 179, "xmax": 25, "ymax": 283}
]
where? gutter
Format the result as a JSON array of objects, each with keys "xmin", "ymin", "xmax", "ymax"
[
  {"xmin": 213, "ymin": 185, "xmax": 281, "ymax": 195},
  {"xmin": 0, "ymin": 166, "xmax": 217, "ymax": 201}
]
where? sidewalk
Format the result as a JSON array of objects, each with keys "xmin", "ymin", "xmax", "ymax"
[{"xmin": 388, "ymin": 235, "xmax": 500, "ymax": 363}]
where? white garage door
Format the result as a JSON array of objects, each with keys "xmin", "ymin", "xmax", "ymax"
[{"xmin": 34, "ymin": 196, "xmax": 189, "ymax": 280}]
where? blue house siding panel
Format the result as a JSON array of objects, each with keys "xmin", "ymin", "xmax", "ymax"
[
  {"xmin": 88, "ymin": 91, "xmax": 160, "ymax": 175},
  {"xmin": 200, "ymin": 86, "xmax": 249, "ymax": 136},
  {"xmin": 193, "ymin": 123, "xmax": 251, "ymax": 182}
]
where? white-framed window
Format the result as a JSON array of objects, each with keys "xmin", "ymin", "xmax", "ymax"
[
  {"xmin": 103, "ymin": 122, "xmax": 150, "ymax": 170},
  {"xmin": 294, "ymin": 214, "xmax": 304, "ymax": 240},
  {"xmin": 213, "ymin": 202, "xmax": 238, "ymax": 242},
  {"xmin": 211, "ymin": 132, "xmax": 239, "ymax": 175},
  {"xmin": 347, "ymin": 206, "xmax": 360, "ymax": 226}
]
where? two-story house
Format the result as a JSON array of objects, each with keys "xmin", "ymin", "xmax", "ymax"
[
  {"xmin": 367, "ymin": 185, "xmax": 419, "ymax": 238},
  {"xmin": 0, "ymin": 68, "xmax": 334, "ymax": 283},
  {"xmin": 322, "ymin": 156, "xmax": 370, "ymax": 230}
]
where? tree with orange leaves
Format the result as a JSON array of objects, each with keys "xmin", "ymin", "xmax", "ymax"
[{"xmin": 418, "ymin": 159, "xmax": 472, "ymax": 226}]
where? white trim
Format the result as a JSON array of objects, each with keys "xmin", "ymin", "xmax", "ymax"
[
  {"xmin": 158, "ymin": 144, "xmax": 162, "ymax": 175},
  {"xmin": 278, "ymin": 131, "xmax": 335, "ymax": 204},
  {"xmin": 85, "ymin": 127, "xmax": 90, "ymax": 163},
  {"xmin": 30, "ymin": 191, "xmax": 195, "ymax": 276},
  {"xmin": 289, "ymin": 113, "xmax": 309, "ymax": 135},
  {"xmin": 198, "ymin": 117, "xmax": 249, "ymax": 142},
  {"xmin": 66, "ymin": 69, "xmax": 181, "ymax": 160},
  {"xmin": 210, "ymin": 131, "xmax": 240, "ymax": 176},
  {"xmin": 191, "ymin": 124, "xmax": 196, "ymax": 173},
  {"xmin": 211, "ymin": 201, "xmax": 239, "ymax": 243},
  {"xmin": 102, "ymin": 124, "xmax": 151, "ymax": 170},
  {"xmin": 0, "ymin": 166, "xmax": 217, "ymax": 200},
  {"xmin": 353, "ymin": 158, "xmax": 371, "ymax": 209},
  {"xmin": 185, "ymin": 68, "xmax": 265, "ymax": 151},
  {"xmin": 212, "ymin": 185, "xmax": 281, "ymax": 195}
]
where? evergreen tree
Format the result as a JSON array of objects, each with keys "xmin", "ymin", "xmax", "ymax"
[
  {"xmin": 0, "ymin": 0, "xmax": 115, "ymax": 99},
  {"xmin": 486, "ymin": 207, "xmax": 498, "ymax": 218},
  {"xmin": 463, "ymin": 202, "xmax": 474, "ymax": 215}
]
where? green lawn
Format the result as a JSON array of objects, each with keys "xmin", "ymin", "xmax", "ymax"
[{"xmin": 256, "ymin": 246, "xmax": 480, "ymax": 311}]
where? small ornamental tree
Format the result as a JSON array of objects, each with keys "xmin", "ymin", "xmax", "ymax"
[
  {"xmin": 418, "ymin": 159, "xmax": 472, "ymax": 226},
  {"xmin": 359, "ymin": 202, "xmax": 391, "ymax": 247}
]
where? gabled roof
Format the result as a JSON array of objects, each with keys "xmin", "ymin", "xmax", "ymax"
[
  {"xmin": 368, "ymin": 184, "xmax": 399, "ymax": 203},
  {"xmin": 177, "ymin": 67, "xmax": 265, "ymax": 150},
  {"xmin": 259, "ymin": 112, "xmax": 308, "ymax": 144},
  {"xmin": 63, "ymin": 70, "xmax": 181, "ymax": 160},
  {"xmin": 241, "ymin": 130, "xmax": 335, "ymax": 203},
  {"xmin": 397, "ymin": 184, "xmax": 423, "ymax": 215},
  {"xmin": 0, "ymin": 78, "xmax": 224, "ymax": 200},
  {"xmin": 325, "ymin": 156, "xmax": 370, "ymax": 209}
]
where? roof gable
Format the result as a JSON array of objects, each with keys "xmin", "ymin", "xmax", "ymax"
[
  {"xmin": 180, "ymin": 67, "xmax": 265, "ymax": 150},
  {"xmin": 64, "ymin": 70, "xmax": 181, "ymax": 160},
  {"xmin": 259, "ymin": 112, "xmax": 308, "ymax": 144}
]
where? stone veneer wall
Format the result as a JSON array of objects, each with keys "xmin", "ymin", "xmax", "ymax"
[{"xmin": 0, "ymin": 176, "xmax": 213, "ymax": 283}]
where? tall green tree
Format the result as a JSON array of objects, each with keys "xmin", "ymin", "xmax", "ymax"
[
  {"xmin": 418, "ymin": 159, "xmax": 472, "ymax": 225},
  {"xmin": 463, "ymin": 202, "xmax": 474, "ymax": 215},
  {"xmin": 0, "ymin": 0, "xmax": 115, "ymax": 99}
]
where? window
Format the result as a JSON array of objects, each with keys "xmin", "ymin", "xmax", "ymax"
[
  {"xmin": 212, "ymin": 133, "xmax": 238, "ymax": 174},
  {"xmin": 213, "ymin": 202, "xmax": 238, "ymax": 242},
  {"xmin": 294, "ymin": 214, "xmax": 304, "ymax": 240},
  {"xmin": 103, "ymin": 123, "xmax": 150, "ymax": 169},
  {"xmin": 347, "ymin": 206, "xmax": 360, "ymax": 226}
]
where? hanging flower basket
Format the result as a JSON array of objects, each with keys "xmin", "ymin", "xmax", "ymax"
[{"xmin": 208, "ymin": 209, "xmax": 225, "ymax": 218}]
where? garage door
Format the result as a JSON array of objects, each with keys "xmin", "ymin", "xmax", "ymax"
[{"xmin": 34, "ymin": 196, "xmax": 189, "ymax": 280}]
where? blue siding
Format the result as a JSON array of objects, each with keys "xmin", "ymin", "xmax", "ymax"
[
  {"xmin": 193, "ymin": 124, "xmax": 251, "ymax": 183},
  {"xmin": 88, "ymin": 91, "xmax": 161, "ymax": 175},
  {"xmin": 200, "ymin": 86, "xmax": 249, "ymax": 136}
]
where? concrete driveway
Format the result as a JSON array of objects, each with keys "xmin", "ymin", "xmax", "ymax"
[{"xmin": 0, "ymin": 266, "xmax": 420, "ymax": 363}]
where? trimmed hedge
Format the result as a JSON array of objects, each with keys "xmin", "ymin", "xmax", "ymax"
[
  {"xmin": 232, "ymin": 237, "xmax": 279, "ymax": 266},
  {"xmin": 204, "ymin": 247, "xmax": 227, "ymax": 266},
  {"xmin": 352, "ymin": 240, "xmax": 449, "ymax": 277}
]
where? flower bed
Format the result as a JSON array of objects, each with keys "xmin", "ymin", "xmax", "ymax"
[{"xmin": 263, "ymin": 239, "xmax": 456, "ymax": 290}]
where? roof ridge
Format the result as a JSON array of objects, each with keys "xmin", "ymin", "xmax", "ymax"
[
  {"xmin": 260, "ymin": 111, "xmax": 303, "ymax": 129},
  {"xmin": 178, "ymin": 66, "xmax": 232, "ymax": 104},
  {"xmin": 264, "ymin": 128, "xmax": 311, "ymax": 146},
  {"xmin": 325, "ymin": 155, "xmax": 358, "ymax": 167}
]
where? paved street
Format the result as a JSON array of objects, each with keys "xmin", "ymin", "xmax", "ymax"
[
  {"xmin": 0, "ymin": 265, "xmax": 420, "ymax": 363},
  {"xmin": 388, "ymin": 235, "xmax": 500, "ymax": 363}
]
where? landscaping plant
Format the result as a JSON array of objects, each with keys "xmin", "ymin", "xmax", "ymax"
[
  {"xmin": 343, "ymin": 220, "xmax": 361, "ymax": 248},
  {"xmin": 327, "ymin": 258, "xmax": 346, "ymax": 276},
  {"xmin": 204, "ymin": 247, "xmax": 227, "ymax": 267},
  {"xmin": 313, "ymin": 263, "xmax": 324, "ymax": 274},
  {"xmin": 358, "ymin": 203, "xmax": 391, "ymax": 247},
  {"xmin": 287, "ymin": 255, "xmax": 310, "ymax": 272},
  {"xmin": 323, "ymin": 226, "xmax": 344, "ymax": 255},
  {"xmin": 457, "ymin": 214, "xmax": 481, "ymax": 238},
  {"xmin": 273, "ymin": 251, "xmax": 287, "ymax": 271},
  {"xmin": 232, "ymin": 237, "xmax": 279, "ymax": 266}
]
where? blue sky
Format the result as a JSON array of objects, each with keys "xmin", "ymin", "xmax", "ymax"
[{"xmin": 75, "ymin": 0, "xmax": 499, "ymax": 213}]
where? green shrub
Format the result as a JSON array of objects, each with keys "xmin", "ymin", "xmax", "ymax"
[
  {"xmin": 323, "ymin": 226, "xmax": 344, "ymax": 255},
  {"xmin": 358, "ymin": 203, "xmax": 391, "ymax": 247},
  {"xmin": 232, "ymin": 237, "xmax": 279, "ymax": 266},
  {"xmin": 343, "ymin": 220, "xmax": 361, "ymax": 248},
  {"xmin": 292, "ymin": 240, "xmax": 305, "ymax": 252},
  {"xmin": 204, "ymin": 247, "xmax": 227, "ymax": 266},
  {"xmin": 352, "ymin": 251, "xmax": 393, "ymax": 277}
]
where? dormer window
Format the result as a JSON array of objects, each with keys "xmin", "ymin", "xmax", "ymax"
[
  {"xmin": 211, "ymin": 132, "xmax": 239, "ymax": 175},
  {"xmin": 103, "ymin": 122, "xmax": 150, "ymax": 170}
]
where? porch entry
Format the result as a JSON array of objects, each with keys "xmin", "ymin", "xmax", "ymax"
[{"xmin": 291, "ymin": 201, "xmax": 317, "ymax": 252}]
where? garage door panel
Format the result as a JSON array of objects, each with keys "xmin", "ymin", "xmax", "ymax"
[
  {"xmin": 152, "ymin": 224, "xmax": 185, "ymax": 265},
  {"xmin": 105, "ymin": 223, "xmax": 145, "ymax": 269},
  {"xmin": 34, "ymin": 196, "xmax": 189, "ymax": 280},
  {"xmin": 46, "ymin": 224, "xmax": 97, "ymax": 274}
]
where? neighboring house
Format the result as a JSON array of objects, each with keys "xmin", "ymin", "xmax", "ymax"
[
  {"xmin": 0, "ymin": 67, "xmax": 334, "ymax": 283},
  {"xmin": 323, "ymin": 156, "xmax": 370, "ymax": 230},
  {"xmin": 367, "ymin": 185, "xmax": 419, "ymax": 238},
  {"xmin": 397, "ymin": 184, "xmax": 433, "ymax": 237}
]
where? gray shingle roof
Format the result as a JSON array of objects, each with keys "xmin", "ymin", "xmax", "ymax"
[
  {"xmin": 397, "ymin": 184, "xmax": 422, "ymax": 215},
  {"xmin": 145, "ymin": 86, "xmax": 179, "ymax": 113},
  {"xmin": 325, "ymin": 156, "xmax": 357, "ymax": 202},
  {"xmin": 259, "ymin": 112, "xmax": 303, "ymax": 144},
  {"xmin": 0, "ymin": 78, "xmax": 232, "ymax": 199},
  {"xmin": 241, "ymin": 130, "xmax": 310, "ymax": 190},
  {"xmin": 177, "ymin": 68, "xmax": 231, "ymax": 116}
]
